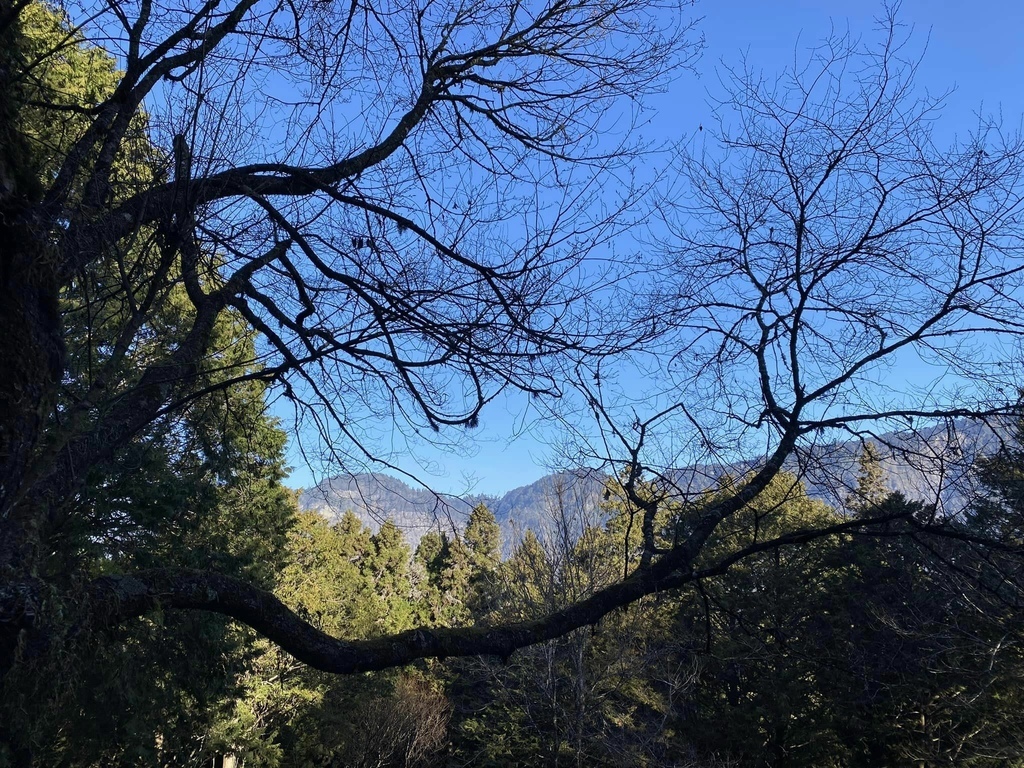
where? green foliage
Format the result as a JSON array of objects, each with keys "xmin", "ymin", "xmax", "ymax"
[
  {"xmin": 276, "ymin": 511, "xmax": 377, "ymax": 638},
  {"xmin": 669, "ymin": 473, "xmax": 1024, "ymax": 768},
  {"xmin": 15, "ymin": 4, "xmax": 115, "ymax": 176},
  {"xmin": 444, "ymin": 470, "xmax": 1024, "ymax": 767},
  {"xmin": 227, "ymin": 510, "xmax": 454, "ymax": 767},
  {"xmin": 367, "ymin": 521, "xmax": 416, "ymax": 634},
  {"xmin": 503, "ymin": 528, "xmax": 552, "ymax": 616},
  {"xmin": 845, "ymin": 442, "xmax": 889, "ymax": 515},
  {"xmin": 0, "ymin": 6, "xmax": 297, "ymax": 765},
  {"xmin": 448, "ymin": 486, "xmax": 690, "ymax": 767},
  {"xmin": 412, "ymin": 504, "xmax": 501, "ymax": 628},
  {"xmin": 415, "ymin": 529, "xmax": 469, "ymax": 626},
  {"xmin": 5, "ymin": 348, "xmax": 297, "ymax": 765},
  {"xmin": 8, "ymin": 341, "xmax": 299, "ymax": 765},
  {"xmin": 465, "ymin": 503, "xmax": 501, "ymax": 566},
  {"xmin": 676, "ymin": 475, "xmax": 851, "ymax": 766},
  {"xmin": 464, "ymin": 504, "xmax": 502, "ymax": 617}
]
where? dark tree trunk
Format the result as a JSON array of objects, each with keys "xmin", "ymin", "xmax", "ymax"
[{"xmin": 0, "ymin": 3, "xmax": 63, "ymax": 693}]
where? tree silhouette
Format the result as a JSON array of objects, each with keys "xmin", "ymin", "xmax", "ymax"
[{"xmin": 3, "ymin": 3, "xmax": 1024, "ymax": 760}]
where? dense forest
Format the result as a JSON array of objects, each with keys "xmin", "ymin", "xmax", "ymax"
[
  {"xmin": 4, "ymin": 0, "xmax": 1024, "ymax": 765},
  {"xmin": 19, "ymin": 451, "xmax": 1024, "ymax": 766},
  {"xmin": 234, "ymin": 456, "xmax": 1024, "ymax": 767}
]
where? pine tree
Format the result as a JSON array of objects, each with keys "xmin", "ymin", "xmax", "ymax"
[
  {"xmin": 465, "ymin": 503, "xmax": 501, "ymax": 566},
  {"xmin": 367, "ymin": 520, "xmax": 416, "ymax": 634},
  {"xmin": 845, "ymin": 442, "xmax": 890, "ymax": 515},
  {"xmin": 464, "ymin": 503, "xmax": 502, "ymax": 618}
]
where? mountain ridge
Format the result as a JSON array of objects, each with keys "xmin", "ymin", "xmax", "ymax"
[{"xmin": 298, "ymin": 419, "xmax": 1007, "ymax": 550}]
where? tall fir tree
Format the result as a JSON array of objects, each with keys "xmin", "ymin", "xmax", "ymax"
[{"xmin": 845, "ymin": 442, "xmax": 889, "ymax": 515}]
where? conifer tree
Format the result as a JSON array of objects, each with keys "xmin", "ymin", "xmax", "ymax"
[
  {"xmin": 464, "ymin": 504, "xmax": 502, "ymax": 617},
  {"xmin": 465, "ymin": 503, "xmax": 502, "ymax": 567},
  {"xmin": 0, "ymin": 7, "xmax": 298, "ymax": 762},
  {"xmin": 845, "ymin": 442, "xmax": 890, "ymax": 515},
  {"xmin": 367, "ymin": 521, "xmax": 416, "ymax": 634},
  {"xmin": 230, "ymin": 512, "xmax": 443, "ymax": 765}
]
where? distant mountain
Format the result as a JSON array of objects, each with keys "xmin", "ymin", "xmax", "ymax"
[
  {"xmin": 297, "ymin": 469, "xmax": 607, "ymax": 552},
  {"xmin": 298, "ymin": 474, "xmax": 487, "ymax": 548},
  {"xmin": 298, "ymin": 419, "xmax": 1009, "ymax": 552},
  {"xmin": 489, "ymin": 470, "xmax": 608, "ymax": 546}
]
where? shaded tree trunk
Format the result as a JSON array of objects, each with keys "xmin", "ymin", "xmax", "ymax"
[{"xmin": 0, "ymin": 4, "xmax": 62, "ymax": 684}]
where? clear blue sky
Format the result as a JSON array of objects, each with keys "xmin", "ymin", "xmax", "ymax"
[{"xmin": 280, "ymin": 0, "xmax": 1024, "ymax": 496}]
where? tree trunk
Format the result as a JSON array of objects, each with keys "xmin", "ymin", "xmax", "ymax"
[{"xmin": 0, "ymin": 1, "xmax": 63, "ymax": 687}]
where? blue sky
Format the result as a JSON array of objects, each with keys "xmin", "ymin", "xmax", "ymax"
[
  {"xmin": 280, "ymin": 0, "xmax": 1024, "ymax": 496},
  {"xmin": 694, "ymin": 1, "xmax": 1024, "ymax": 122}
]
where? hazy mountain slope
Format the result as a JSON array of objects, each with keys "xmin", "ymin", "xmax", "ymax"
[
  {"xmin": 298, "ymin": 474, "xmax": 489, "ymax": 548},
  {"xmin": 299, "ymin": 419, "xmax": 1007, "ymax": 551}
]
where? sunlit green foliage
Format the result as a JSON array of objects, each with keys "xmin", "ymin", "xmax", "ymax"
[
  {"xmin": 224, "ymin": 511, "xmax": 450, "ymax": 767},
  {"xmin": 445, "ymin": 467, "xmax": 1024, "ymax": 768}
]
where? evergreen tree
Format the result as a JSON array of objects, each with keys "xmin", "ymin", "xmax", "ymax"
[
  {"xmin": 464, "ymin": 503, "xmax": 502, "ymax": 617},
  {"xmin": 465, "ymin": 503, "xmax": 501, "ymax": 566},
  {"xmin": 845, "ymin": 442, "xmax": 889, "ymax": 515},
  {"xmin": 0, "ymin": 7, "xmax": 297, "ymax": 763},
  {"xmin": 367, "ymin": 521, "xmax": 416, "ymax": 634},
  {"xmin": 447, "ymin": 529, "xmax": 554, "ymax": 766},
  {"xmin": 449, "ymin": 485, "xmax": 685, "ymax": 767},
  {"xmin": 229, "ymin": 511, "xmax": 454, "ymax": 767},
  {"xmin": 414, "ymin": 529, "xmax": 446, "ymax": 573},
  {"xmin": 3, "ymin": 328, "xmax": 298, "ymax": 766},
  {"xmin": 677, "ymin": 475, "xmax": 850, "ymax": 766}
]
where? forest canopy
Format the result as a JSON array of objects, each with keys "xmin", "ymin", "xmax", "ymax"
[{"xmin": 2, "ymin": 0, "xmax": 1024, "ymax": 764}]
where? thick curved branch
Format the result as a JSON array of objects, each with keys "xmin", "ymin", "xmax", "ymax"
[
  {"xmin": 84, "ymin": 539, "xmax": 705, "ymax": 672},
  {"xmin": 86, "ymin": 429, "xmax": 806, "ymax": 673},
  {"xmin": 83, "ymin": 471, "xmax": 957, "ymax": 677}
]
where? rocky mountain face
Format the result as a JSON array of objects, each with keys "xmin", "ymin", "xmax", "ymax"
[
  {"xmin": 297, "ymin": 470, "xmax": 608, "ymax": 551},
  {"xmin": 298, "ymin": 419, "xmax": 1007, "ymax": 552},
  {"xmin": 298, "ymin": 473, "xmax": 485, "ymax": 547}
]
